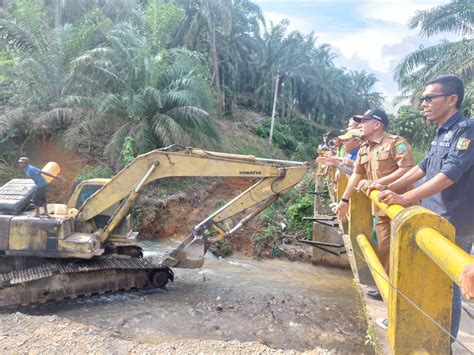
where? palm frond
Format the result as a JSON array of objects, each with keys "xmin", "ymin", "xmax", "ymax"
[
  {"xmin": 163, "ymin": 90, "xmax": 194, "ymax": 108},
  {"xmin": 143, "ymin": 86, "xmax": 163, "ymax": 108},
  {"xmin": 408, "ymin": 0, "xmax": 474, "ymax": 37},
  {"xmin": 104, "ymin": 122, "xmax": 134, "ymax": 162},
  {"xmin": 97, "ymin": 93, "xmax": 123, "ymax": 114},
  {"xmin": 152, "ymin": 113, "xmax": 187, "ymax": 146},
  {"xmin": 0, "ymin": 19, "xmax": 38, "ymax": 53},
  {"xmin": 58, "ymin": 95, "xmax": 95, "ymax": 109},
  {"xmin": 126, "ymin": 94, "xmax": 147, "ymax": 117},
  {"xmin": 0, "ymin": 108, "xmax": 31, "ymax": 136},
  {"xmin": 166, "ymin": 106, "xmax": 218, "ymax": 140},
  {"xmin": 395, "ymin": 39, "xmax": 474, "ymax": 102},
  {"xmin": 36, "ymin": 108, "xmax": 82, "ymax": 127}
]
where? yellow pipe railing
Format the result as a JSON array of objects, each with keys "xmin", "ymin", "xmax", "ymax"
[
  {"xmin": 368, "ymin": 190, "xmax": 405, "ymax": 220},
  {"xmin": 356, "ymin": 233, "xmax": 389, "ymax": 303},
  {"xmin": 367, "ymin": 190, "xmax": 473, "ymax": 287},
  {"xmin": 416, "ymin": 227, "xmax": 474, "ymax": 286},
  {"xmin": 315, "ymin": 167, "xmax": 474, "ymax": 353}
]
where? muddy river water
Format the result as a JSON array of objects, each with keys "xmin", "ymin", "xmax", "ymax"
[{"xmin": 27, "ymin": 240, "xmax": 373, "ymax": 353}]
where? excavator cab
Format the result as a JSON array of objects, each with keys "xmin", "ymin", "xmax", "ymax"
[
  {"xmin": 68, "ymin": 179, "xmax": 136, "ymax": 242},
  {"xmin": 0, "ymin": 178, "xmax": 103, "ymax": 259}
]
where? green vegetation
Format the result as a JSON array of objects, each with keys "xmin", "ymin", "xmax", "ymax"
[
  {"xmin": 0, "ymin": 0, "xmax": 384, "ymax": 170},
  {"xmin": 395, "ymin": 0, "xmax": 473, "ymax": 113},
  {"xmin": 0, "ymin": 159, "xmax": 18, "ymax": 184},
  {"xmin": 388, "ymin": 105, "xmax": 436, "ymax": 161},
  {"xmin": 288, "ymin": 195, "xmax": 314, "ymax": 239},
  {"xmin": 364, "ymin": 329, "xmax": 375, "ymax": 347},
  {"xmin": 254, "ymin": 225, "xmax": 279, "ymax": 256},
  {"xmin": 0, "ymin": 0, "xmax": 470, "ymax": 167},
  {"xmin": 214, "ymin": 240, "xmax": 233, "ymax": 257},
  {"xmin": 254, "ymin": 174, "xmax": 314, "ymax": 257},
  {"xmin": 75, "ymin": 165, "xmax": 113, "ymax": 181},
  {"xmin": 254, "ymin": 116, "xmax": 322, "ymax": 161}
]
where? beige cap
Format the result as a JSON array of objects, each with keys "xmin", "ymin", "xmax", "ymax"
[{"xmin": 338, "ymin": 129, "xmax": 361, "ymax": 140}]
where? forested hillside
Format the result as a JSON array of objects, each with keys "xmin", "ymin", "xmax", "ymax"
[
  {"xmin": 0, "ymin": 0, "xmax": 385, "ymax": 171},
  {"xmin": 0, "ymin": 0, "xmax": 472, "ymax": 177}
]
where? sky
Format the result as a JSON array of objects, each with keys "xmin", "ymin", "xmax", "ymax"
[{"xmin": 252, "ymin": 0, "xmax": 453, "ymax": 113}]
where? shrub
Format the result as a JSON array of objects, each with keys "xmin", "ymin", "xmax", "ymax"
[
  {"xmin": 287, "ymin": 195, "xmax": 314, "ymax": 239},
  {"xmin": 76, "ymin": 164, "xmax": 113, "ymax": 181},
  {"xmin": 389, "ymin": 106, "xmax": 435, "ymax": 152}
]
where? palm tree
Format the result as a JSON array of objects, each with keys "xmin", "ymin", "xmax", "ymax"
[
  {"xmin": 174, "ymin": 0, "xmax": 233, "ymax": 112},
  {"xmin": 40, "ymin": 24, "xmax": 217, "ymax": 162},
  {"xmin": 395, "ymin": 0, "xmax": 474, "ymax": 105},
  {"xmin": 0, "ymin": 2, "xmax": 109, "ymax": 128},
  {"xmin": 346, "ymin": 70, "xmax": 384, "ymax": 114},
  {"xmin": 218, "ymin": 0, "xmax": 265, "ymax": 114}
]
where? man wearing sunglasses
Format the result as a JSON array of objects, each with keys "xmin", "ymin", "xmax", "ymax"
[
  {"xmin": 374, "ymin": 74, "xmax": 473, "ymax": 341},
  {"xmin": 335, "ymin": 108, "xmax": 416, "ymax": 291}
]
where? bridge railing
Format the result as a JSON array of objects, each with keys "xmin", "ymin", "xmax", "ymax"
[{"xmin": 322, "ymin": 171, "xmax": 474, "ymax": 353}]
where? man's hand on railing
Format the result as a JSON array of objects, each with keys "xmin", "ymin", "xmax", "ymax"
[
  {"xmin": 377, "ymin": 190, "xmax": 410, "ymax": 207},
  {"xmin": 365, "ymin": 181, "xmax": 386, "ymax": 195},
  {"xmin": 335, "ymin": 201, "xmax": 349, "ymax": 221},
  {"xmin": 461, "ymin": 263, "xmax": 474, "ymax": 300},
  {"xmin": 355, "ymin": 179, "xmax": 371, "ymax": 192}
]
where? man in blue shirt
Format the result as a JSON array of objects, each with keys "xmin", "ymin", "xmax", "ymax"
[
  {"xmin": 375, "ymin": 75, "xmax": 473, "ymax": 341},
  {"xmin": 18, "ymin": 157, "xmax": 59, "ymax": 217}
]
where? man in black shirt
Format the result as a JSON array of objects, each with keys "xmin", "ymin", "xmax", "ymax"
[{"xmin": 375, "ymin": 74, "xmax": 473, "ymax": 341}]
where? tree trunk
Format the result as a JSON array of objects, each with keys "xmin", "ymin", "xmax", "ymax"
[
  {"xmin": 54, "ymin": 0, "xmax": 64, "ymax": 27},
  {"xmin": 268, "ymin": 72, "xmax": 279, "ymax": 144},
  {"xmin": 314, "ymin": 108, "xmax": 320, "ymax": 123},
  {"xmin": 221, "ymin": 66, "xmax": 226, "ymax": 114},
  {"xmin": 210, "ymin": 29, "xmax": 222, "ymax": 114}
]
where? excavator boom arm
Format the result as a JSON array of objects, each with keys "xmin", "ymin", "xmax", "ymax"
[{"xmin": 76, "ymin": 147, "xmax": 307, "ymax": 222}]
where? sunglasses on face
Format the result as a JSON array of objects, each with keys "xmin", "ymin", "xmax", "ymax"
[{"xmin": 419, "ymin": 94, "xmax": 449, "ymax": 104}]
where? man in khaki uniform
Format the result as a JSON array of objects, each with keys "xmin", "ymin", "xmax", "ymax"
[{"xmin": 335, "ymin": 109, "xmax": 416, "ymax": 286}]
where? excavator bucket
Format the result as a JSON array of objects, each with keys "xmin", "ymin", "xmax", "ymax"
[{"xmin": 163, "ymin": 233, "xmax": 209, "ymax": 269}]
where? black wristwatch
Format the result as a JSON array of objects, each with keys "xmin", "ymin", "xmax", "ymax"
[{"xmin": 341, "ymin": 198, "xmax": 349, "ymax": 203}]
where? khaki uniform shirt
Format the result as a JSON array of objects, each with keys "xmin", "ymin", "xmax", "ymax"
[{"xmin": 354, "ymin": 133, "xmax": 416, "ymax": 216}]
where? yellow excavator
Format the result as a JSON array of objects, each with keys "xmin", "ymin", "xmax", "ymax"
[{"xmin": 0, "ymin": 146, "xmax": 308, "ymax": 307}]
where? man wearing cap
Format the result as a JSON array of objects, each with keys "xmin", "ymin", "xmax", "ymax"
[
  {"xmin": 335, "ymin": 109, "xmax": 416, "ymax": 286},
  {"xmin": 338, "ymin": 128, "xmax": 362, "ymax": 167},
  {"xmin": 18, "ymin": 157, "xmax": 59, "ymax": 217},
  {"xmin": 375, "ymin": 75, "xmax": 473, "ymax": 340},
  {"xmin": 316, "ymin": 129, "xmax": 361, "ymax": 164},
  {"xmin": 347, "ymin": 117, "xmax": 360, "ymax": 131}
]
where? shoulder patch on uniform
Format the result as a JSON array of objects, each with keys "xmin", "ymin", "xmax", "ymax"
[
  {"xmin": 395, "ymin": 143, "xmax": 407, "ymax": 154},
  {"xmin": 456, "ymin": 137, "xmax": 471, "ymax": 151}
]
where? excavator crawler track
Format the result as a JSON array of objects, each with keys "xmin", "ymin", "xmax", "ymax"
[{"xmin": 0, "ymin": 257, "xmax": 173, "ymax": 309}]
